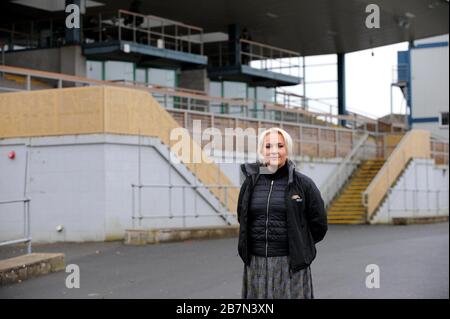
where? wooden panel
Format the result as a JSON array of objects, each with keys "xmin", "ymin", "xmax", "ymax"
[
  {"xmin": 384, "ymin": 133, "xmax": 404, "ymax": 158},
  {"xmin": 0, "ymin": 87, "xmax": 104, "ymax": 138}
]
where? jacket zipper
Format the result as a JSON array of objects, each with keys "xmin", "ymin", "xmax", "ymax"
[{"xmin": 265, "ymin": 180, "xmax": 274, "ymax": 258}]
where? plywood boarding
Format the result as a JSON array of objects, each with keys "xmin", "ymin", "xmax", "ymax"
[
  {"xmin": 384, "ymin": 133, "xmax": 405, "ymax": 158},
  {"xmin": 0, "ymin": 87, "xmax": 104, "ymax": 138}
]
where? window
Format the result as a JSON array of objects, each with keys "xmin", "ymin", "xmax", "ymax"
[
  {"xmin": 440, "ymin": 111, "xmax": 449, "ymax": 128},
  {"xmin": 86, "ymin": 61, "xmax": 102, "ymax": 80},
  {"xmin": 135, "ymin": 69, "xmax": 146, "ymax": 84},
  {"xmin": 104, "ymin": 61, "xmax": 134, "ymax": 82}
]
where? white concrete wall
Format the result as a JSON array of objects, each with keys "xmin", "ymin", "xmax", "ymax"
[
  {"xmin": 0, "ymin": 136, "xmax": 106, "ymax": 243},
  {"xmin": 0, "ymin": 135, "xmax": 234, "ymax": 243},
  {"xmin": 372, "ymin": 158, "xmax": 449, "ymax": 224},
  {"xmin": 0, "ymin": 144, "xmax": 29, "ymax": 241},
  {"xmin": 103, "ymin": 136, "xmax": 231, "ymax": 238},
  {"xmin": 211, "ymin": 152, "xmax": 342, "ymax": 190},
  {"xmin": 0, "ymin": 134, "xmax": 343, "ymax": 243}
]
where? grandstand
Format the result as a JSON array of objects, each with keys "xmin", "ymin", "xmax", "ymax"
[{"xmin": 0, "ymin": 0, "xmax": 448, "ymax": 245}]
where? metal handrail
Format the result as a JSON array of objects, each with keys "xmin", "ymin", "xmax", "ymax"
[
  {"xmin": 116, "ymin": 9, "xmax": 204, "ymax": 55},
  {"xmin": 0, "ymin": 198, "xmax": 32, "ymax": 254},
  {"xmin": 321, "ymin": 133, "xmax": 370, "ymax": 208},
  {"xmin": 131, "ymin": 184, "xmax": 239, "ymax": 229},
  {"xmin": 241, "ymin": 39, "xmax": 300, "ymax": 77},
  {"xmin": 379, "ymin": 158, "xmax": 449, "ymax": 221}
]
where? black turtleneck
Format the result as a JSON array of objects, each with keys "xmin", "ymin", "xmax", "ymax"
[{"xmin": 265, "ymin": 162, "xmax": 289, "ymax": 180}]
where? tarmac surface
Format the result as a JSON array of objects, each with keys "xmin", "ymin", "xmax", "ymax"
[{"xmin": 0, "ymin": 222, "xmax": 448, "ymax": 299}]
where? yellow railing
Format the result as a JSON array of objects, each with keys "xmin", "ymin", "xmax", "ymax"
[{"xmin": 363, "ymin": 130, "xmax": 431, "ymax": 220}]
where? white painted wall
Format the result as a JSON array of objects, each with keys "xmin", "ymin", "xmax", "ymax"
[
  {"xmin": 0, "ymin": 134, "xmax": 344, "ymax": 243},
  {"xmin": 1, "ymin": 137, "xmax": 107, "ymax": 243},
  {"xmin": 411, "ymin": 34, "xmax": 449, "ymax": 139},
  {"xmin": 0, "ymin": 144, "xmax": 29, "ymax": 241},
  {"xmin": 209, "ymin": 150, "xmax": 342, "ymax": 189},
  {"xmin": 0, "ymin": 135, "xmax": 236, "ymax": 243},
  {"xmin": 372, "ymin": 158, "xmax": 449, "ymax": 224}
]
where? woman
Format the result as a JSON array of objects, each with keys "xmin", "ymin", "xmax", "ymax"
[{"xmin": 237, "ymin": 127, "xmax": 328, "ymax": 299}]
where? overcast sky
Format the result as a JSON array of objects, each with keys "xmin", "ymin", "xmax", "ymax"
[
  {"xmin": 346, "ymin": 42, "xmax": 409, "ymax": 118},
  {"xmin": 282, "ymin": 41, "xmax": 410, "ymax": 119}
]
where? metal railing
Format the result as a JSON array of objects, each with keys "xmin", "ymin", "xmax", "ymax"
[
  {"xmin": 321, "ymin": 133, "xmax": 370, "ymax": 208},
  {"xmin": 0, "ymin": 198, "xmax": 31, "ymax": 254},
  {"xmin": 131, "ymin": 184, "xmax": 238, "ymax": 228},
  {"xmin": 385, "ymin": 188, "xmax": 449, "ymax": 217},
  {"xmin": 0, "ymin": 17, "xmax": 66, "ymax": 51},
  {"xmin": 206, "ymin": 39, "xmax": 301, "ymax": 78},
  {"xmin": 241, "ymin": 39, "xmax": 301, "ymax": 77},
  {"xmin": 0, "ymin": 9, "xmax": 204, "ymax": 55},
  {"xmin": 84, "ymin": 9, "xmax": 204, "ymax": 55},
  {"xmin": 382, "ymin": 159, "xmax": 449, "ymax": 219},
  {"xmin": 1, "ymin": 65, "xmax": 446, "ymax": 164},
  {"xmin": 431, "ymin": 137, "xmax": 449, "ymax": 165},
  {"xmin": 392, "ymin": 63, "xmax": 409, "ymax": 85},
  {"xmin": 0, "ymin": 65, "xmax": 398, "ymax": 133}
]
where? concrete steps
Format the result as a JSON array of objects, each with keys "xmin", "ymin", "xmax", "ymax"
[{"xmin": 327, "ymin": 159, "xmax": 385, "ymax": 224}]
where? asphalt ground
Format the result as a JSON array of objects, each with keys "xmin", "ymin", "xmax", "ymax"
[{"xmin": 0, "ymin": 222, "xmax": 448, "ymax": 299}]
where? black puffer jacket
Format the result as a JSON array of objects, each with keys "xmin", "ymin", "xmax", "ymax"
[
  {"xmin": 248, "ymin": 163, "xmax": 290, "ymax": 257},
  {"xmin": 237, "ymin": 160, "xmax": 328, "ymax": 272}
]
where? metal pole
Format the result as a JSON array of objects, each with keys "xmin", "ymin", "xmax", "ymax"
[
  {"xmin": 99, "ymin": 13, "xmax": 102, "ymax": 42},
  {"xmin": 26, "ymin": 199, "xmax": 31, "ymax": 254},
  {"xmin": 224, "ymin": 187, "xmax": 228, "ymax": 215},
  {"xmin": 390, "ymin": 84, "xmax": 393, "ymax": 116},
  {"xmin": 168, "ymin": 128, "xmax": 173, "ymax": 218},
  {"xmin": 138, "ymin": 131, "xmax": 142, "ymax": 227},
  {"xmin": 317, "ymin": 128, "xmax": 321, "ymax": 157},
  {"xmin": 436, "ymin": 190, "xmax": 439, "ymax": 215},
  {"xmin": 175, "ymin": 25, "xmax": 178, "ymax": 51},
  {"xmin": 335, "ymin": 131, "xmax": 339, "ymax": 157},
  {"xmin": 414, "ymin": 161, "xmax": 418, "ymax": 217},
  {"xmin": 194, "ymin": 164, "xmax": 198, "ymax": 218},
  {"xmin": 387, "ymin": 188, "xmax": 391, "ymax": 221},
  {"xmin": 24, "ymin": 141, "xmax": 31, "ymax": 253},
  {"xmin": 403, "ymin": 151, "xmax": 406, "ymax": 212},
  {"xmin": 182, "ymin": 186, "xmax": 186, "ymax": 227},
  {"xmin": 23, "ymin": 199, "xmax": 27, "ymax": 247},
  {"xmin": 118, "ymin": 11, "xmax": 122, "ymax": 41},
  {"xmin": 425, "ymin": 161, "xmax": 430, "ymax": 212},
  {"xmin": 188, "ymin": 28, "xmax": 191, "ymax": 53},
  {"xmin": 133, "ymin": 15, "xmax": 136, "ymax": 43},
  {"xmin": 132, "ymin": 185, "xmax": 135, "ymax": 228},
  {"xmin": 26, "ymin": 74, "xmax": 31, "ymax": 90},
  {"xmin": 1, "ymin": 43, "xmax": 4, "ymax": 65}
]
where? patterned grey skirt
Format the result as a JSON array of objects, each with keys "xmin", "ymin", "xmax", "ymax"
[{"xmin": 242, "ymin": 255, "xmax": 314, "ymax": 299}]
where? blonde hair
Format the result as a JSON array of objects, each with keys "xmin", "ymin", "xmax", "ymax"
[{"xmin": 257, "ymin": 127, "xmax": 293, "ymax": 163}]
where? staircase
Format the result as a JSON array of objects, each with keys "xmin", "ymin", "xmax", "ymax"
[{"xmin": 327, "ymin": 159, "xmax": 385, "ymax": 224}]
